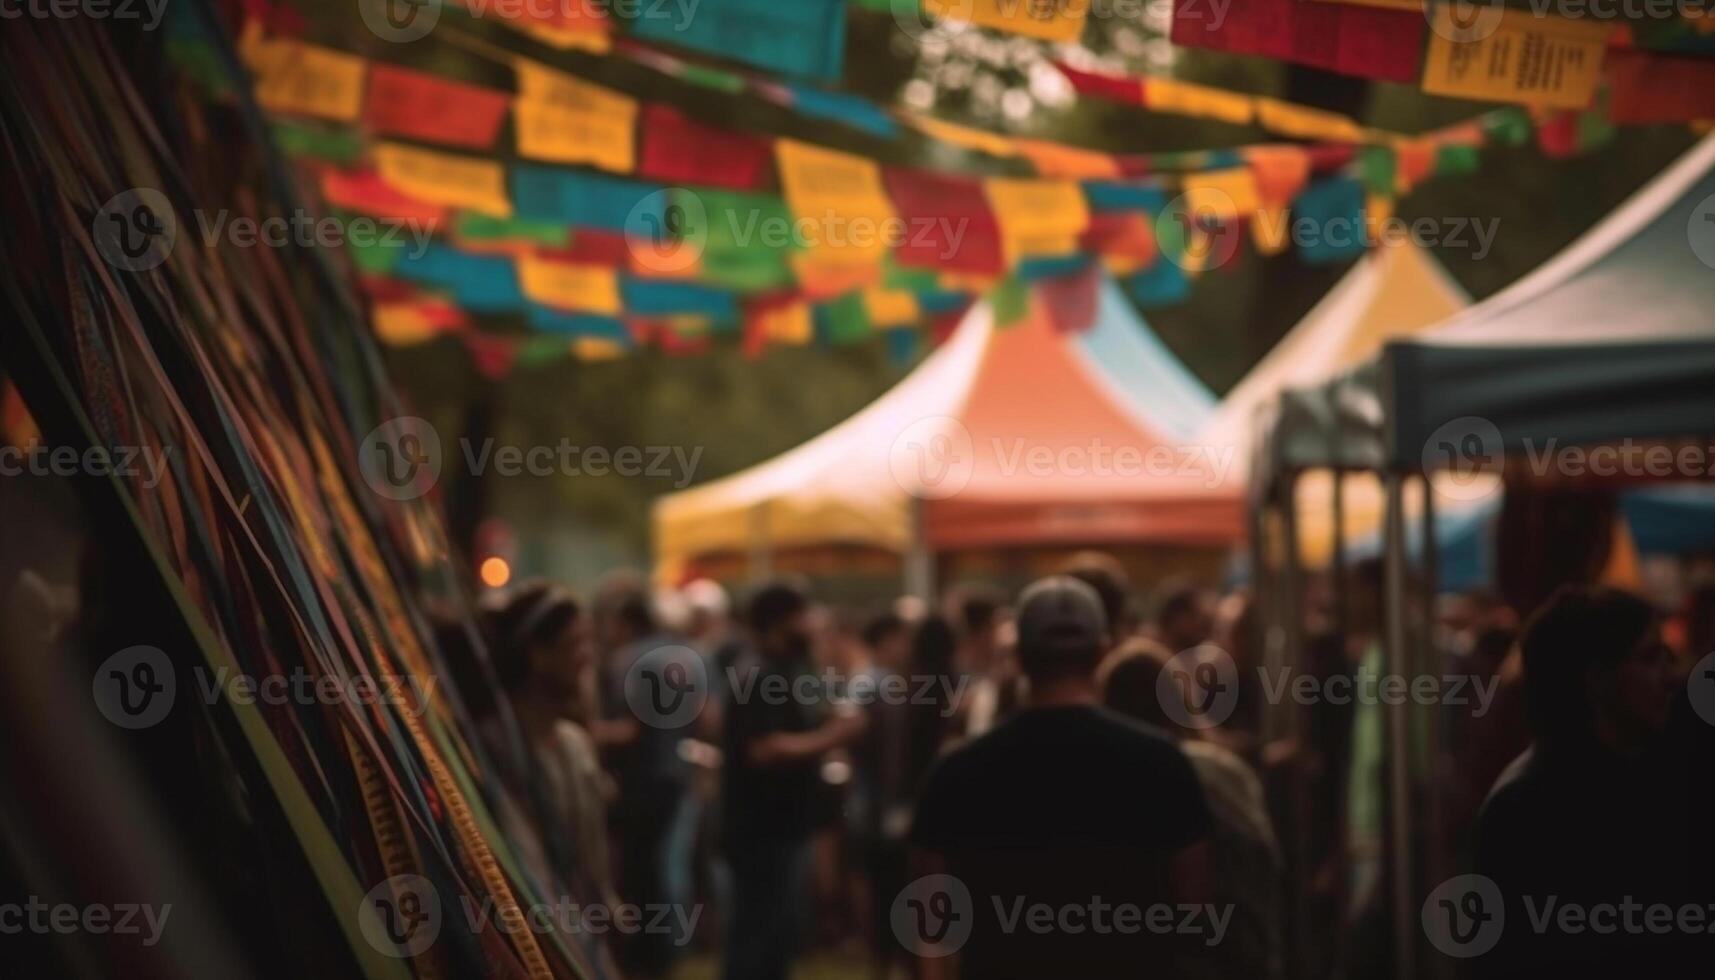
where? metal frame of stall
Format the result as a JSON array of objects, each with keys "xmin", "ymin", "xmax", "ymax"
[{"xmin": 1249, "ymin": 374, "xmax": 1448, "ymax": 980}]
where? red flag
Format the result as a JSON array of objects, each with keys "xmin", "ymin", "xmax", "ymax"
[
  {"xmin": 1606, "ymin": 50, "xmax": 1715, "ymax": 124},
  {"xmin": 882, "ymin": 168, "xmax": 1006, "ymax": 276},
  {"xmin": 1052, "ymin": 62, "xmax": 1145, "ymax": 105},
  {"xmin": 363, "ymin": 64, "xmax": 510, "ymax": 150},
  {"xmin": 541, "ymin": 229, "xmax": 634, "ymax": 267},
  {"xmin": 638, "ymin": 105, "xmax": 773, "ymax": 191},
  {"xmin": 464, "ymin": 332, "xmax": 519, "ymax": 379},
  {"xmin": 1170, "ymin": 0, "xmax": 1422, "ymax": 84},
  {"xmin": 321, "ymin": 168, "xmax": 448, "ymax": 226}
]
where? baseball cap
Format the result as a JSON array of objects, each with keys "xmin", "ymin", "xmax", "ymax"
[{"xmin": 1016, "ymin": 575, "xmax": 1109, "ymax": 658}]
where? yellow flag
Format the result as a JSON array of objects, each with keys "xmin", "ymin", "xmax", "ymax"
[
  {"xmin": 374, "ymin": 143, "xmax": 512, "ymax": 218},
  {"xmin": 1183, "ymin": 168, "xmax": 1261, "ymax": 220},
  {"xmin": 906, "ymin": 114, "xmax": 1022, "ymax": 158},
  {"xmin": 759, "ymin": 299, "xmax": 814, "ymax": 345},
  {"xmin": 506, "ymin": 20, "xmax": 614, "ymax": 54},
  {"xmin": 1014, "ymin": 139, "xmax": 1121, "ymax": 179},
  {"xmin": 517, "ymin": 255, "xmax": 622, "ymax": 314},
  {"xmin": 572, "ymin": 337, "xmax": 627, "ymax": 361},
  {"xmin": 1422, "ymin": 8, "xmax": 1611, "ymax": 109},
  {"xmin": 1253, "ymin": 97, "xmax": 1368, "ymax": 142},
  {"xmin": 984, "ymin": 177, "xmax": 1089, "ymax": 262},
  {"xmin": 1251, "ymin": 205, "xmax": 1292, "ymax": 256},
  {"xmin": 775, "ymin": 139, "xmax": 897, "ymax": 265},
  {"xmin": 864, "ymin": 288, "xmax": 922, "ymax": 328},
  {"xmin": 925, "ymin": 0, "xmax": 1091, "ymax": 43},
  {"xmin": 790, "ymin": 253, "xmax": 883, "ymax": 298},
  {"xmin": 372, "ymin": 304, "xmax": 441, "ymax": 346},
  {"xmin": 1146, "ymin": 78, "xmax": 1256, "ymax": 126},
  {"xmin": 512, "ymin": 60, "xmax": 637, "ymax": 172},
  {"xmin": 514, "ymin": 100, "xmax": 637, "ymax": 172},
  {"xmin": 249, "ymin": 38, "xmax": 365, "ymax": 122}
]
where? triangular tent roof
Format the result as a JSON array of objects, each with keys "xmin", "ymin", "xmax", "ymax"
[
  {"xmin": 1202, "ymin": 239, "xmax": 1470, "ymax": 479},
  {"xmin": 1075, "ymin": 275, "xmax": 1217, "ymax": 444},
  {"xmin": 654, "ymin": 282, "xmax": 1243, "ymax": 574},
  {"xmin": 1192, "ymin": 241, "xmax": 1469, "ymax": 565},
  {"xmin": 1310, "ymin": 132, "xmax": 1715, "ymax": 472}
]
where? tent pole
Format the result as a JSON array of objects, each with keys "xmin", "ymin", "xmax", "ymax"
[
  {"xmin": 904, "ymin": 495, "xmax": 934, "ymax": 601},
  {"xmin": 1276, "ymin": 470, "xmax": 1315, "ymax": 980},
  {"xmin": 1332, "ymin": 468, "xmax": 1348, "ymax": 637},
  {"xmin": 748, "ymin": 504, "xmax": 771, "ymax": 582},
  {"xmin": 1383, "ymin": 470, "xmax": 1417, "ymax": 980},
  {"xmin": 1418, "ymin": 475, "xmax": 1449, "ymax": 973}
]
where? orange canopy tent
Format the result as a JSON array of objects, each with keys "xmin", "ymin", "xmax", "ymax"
[{"xmin": 653, "ymin": 283, "xmax": 1245, "ymax": 589}]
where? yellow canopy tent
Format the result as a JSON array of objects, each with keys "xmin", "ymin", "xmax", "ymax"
[{"xmin": 1197, "ymin": 240, "xmax": 1476, "ymax": 564}]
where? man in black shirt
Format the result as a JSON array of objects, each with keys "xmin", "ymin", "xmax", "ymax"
[
  {"xmin": 909, "ymin": 576, "xmax": 1215, "ymax": 979},
  {"xmin": 722, "ymin": 581, "xmax": 866, "ymax": 980}
]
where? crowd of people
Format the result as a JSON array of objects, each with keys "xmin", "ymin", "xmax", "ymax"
[{"xmin": 440, "ymin": 554, "xmax": 1714, "ymax": 980}]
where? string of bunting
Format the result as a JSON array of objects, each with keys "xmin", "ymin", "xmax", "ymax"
[
  {"xmin": 225, "ymin": 12, "xmax": 1576, "ymax": 373},
  {"xmin": 1171, "ymin": 0, "xmax": 1715, "ymax": 123}
]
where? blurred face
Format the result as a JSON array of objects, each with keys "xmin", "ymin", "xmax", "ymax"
[
  {"xmin": 762, "ymin": 608, "xmax": 813, "ymax": 660},
  {"xmin": 531, "ymin": 614, "xmax": 591, "ymax": 702},
  {"xmin": 1595, "ymin": 625, "xmax": 1679, "ymax": 740}
]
